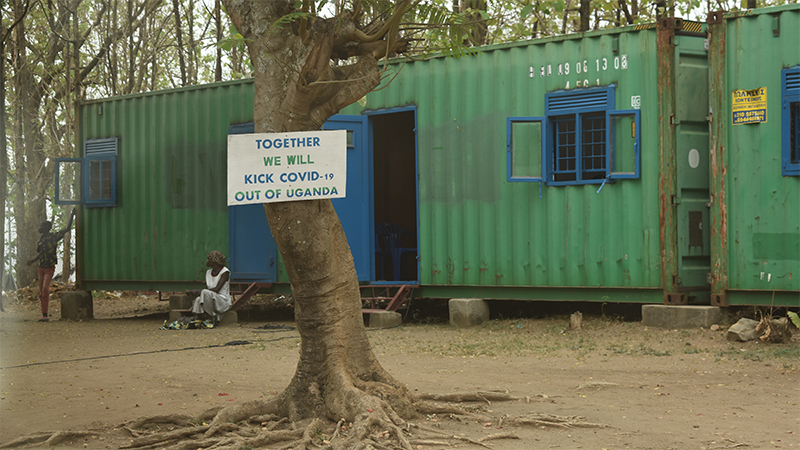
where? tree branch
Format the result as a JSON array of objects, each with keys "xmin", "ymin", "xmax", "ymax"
[{"xmin": 80, "ymin": 0, "xmax": 161, "ymax": 81}]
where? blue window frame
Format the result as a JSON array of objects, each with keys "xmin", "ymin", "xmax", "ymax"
[
  {"xmin": 782, "ymin": 66, "xmax": 800, "ymax": 176},
  {"xmin": 507, "ymin": 86, "xmax": 640, "ymax": 185},
  {"xmin": 54, "ymin": 158, "xmax": 83, "ymax": 205},
  {"xmin": 507, "ymin": 118, "xmax": 545, "ymax": 182},
  {"xmin": 55, "ymin": 137, "xmax": 119, "ymax": 207}
]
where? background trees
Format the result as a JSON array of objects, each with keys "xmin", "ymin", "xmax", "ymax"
[
  {"xmin": 1, "ymin": 0, "xmax": 792, "ymax": 291},
  {"xmin": 1, "ymin": 0, "xmax": 240, "ymax": 290}
]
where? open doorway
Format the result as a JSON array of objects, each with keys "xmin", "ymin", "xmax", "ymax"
[{"xmin": 371, "ymin": 109, "xmax": 418, "ymax": 282}]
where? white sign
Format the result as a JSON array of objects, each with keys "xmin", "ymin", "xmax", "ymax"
[{"xmin": 227, "ymin": 130, "xmax": 346, "ymax": 205}]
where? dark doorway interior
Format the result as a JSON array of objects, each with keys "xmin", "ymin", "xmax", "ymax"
[{"xmin": 372, "ymin": 110, "xmax": 417, "ymax": 281}]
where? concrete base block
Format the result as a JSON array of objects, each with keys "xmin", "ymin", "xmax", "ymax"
[
  {"xmin": 169, "ymin": 294, "xmax": 192, "ymax": 310},
  {"xmin": 219, "ymin": 310, "xmax": 238, "ymax": 326},
  {"xmin": 368, "ymin": 311, "xmax": 402, "ymax": 328},
  {"xmin": 449, "ymin": 298, "xmax": 489, "ymax": 328},
  {"xmin": 168, "ymin": 310, "xmax": 185, "ymax": 322},
  {"xmin": 61, "ymin": 291, "xmax": 93, "ymax": 321},
  {"xmin": 641, "ymin": 305, "xmax": 723, "ymax": 328}
]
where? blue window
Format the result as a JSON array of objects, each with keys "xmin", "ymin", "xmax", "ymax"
[
  {"xmin": 507, "ymin": 118, "xmax": 545, "ymax": 182},
  {"xmin": 55, "ymin": 137, "xmax": 119, "ymax": 207},
  {"xmin": 507, "ymin": 86, "xmax": 640, "ymax": 185},
  {"xmin": 783, "ymin": 66, "xmax": 800, "ymax": 176}
]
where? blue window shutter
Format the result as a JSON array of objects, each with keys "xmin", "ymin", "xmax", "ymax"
[
  {"xmin": 84, "ymin": 138, "xmax": 119, "ymax": 207},
  {"xmin": 607, "ymin": 109, "xmax": 641, "ymax": 179},
  {"xmin": 785, "ymin": 70, "xmax": 800, "ymax": 93},
  {"xmin": 54, "ymin": 158, "xmax": 84, "ymax": 205},
  {"xmin": 544, "ymin": 86, "xmax": 615, "ymax": 185},
  {"xmin": 85, "ymin": 137, "xmax": 119, "ymax": 155},
  {"xmin": 546, "ymin": 86, "xmax": 614, "ymax": 115},
  {"xmin": 507, "ymin": 117, "xmax": 545, "ymax": 182},
  {"xmin": 782, "ymin": 66, "xmax": 800, "ymax": 176}
]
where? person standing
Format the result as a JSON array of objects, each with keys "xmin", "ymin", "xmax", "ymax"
[
  {"xmin": 186, "ymin": 250, "xmax": 231, "ymax": 324},
  {"xmin": 27, "ymin": 208, "xmax": 76, "ymax": 322}
]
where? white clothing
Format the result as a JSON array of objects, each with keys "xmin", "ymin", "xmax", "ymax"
[
  {"xmin": 206, "ymin": 267, "xmax": 230, "ymax": 300},
  {"xmin": 191, "ymin": 267, "xmax": 231, "ymax": 322}
]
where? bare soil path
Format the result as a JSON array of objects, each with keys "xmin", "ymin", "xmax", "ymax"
[{"xmin": 0, "ymin": 292, "xmax": 798, "ymax": 449}]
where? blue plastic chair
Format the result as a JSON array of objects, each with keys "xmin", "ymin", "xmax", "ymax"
[{"xmin": 375, "ymin": 222, "xmax": 417, "ymax": 280}]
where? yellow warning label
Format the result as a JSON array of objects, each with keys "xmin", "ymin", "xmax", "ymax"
[
  {"xmin": 681, "ymin": 21, "xmax": 703, "ymax": 33},
  {"xmin": 732, "ymin": 87, "xmax": 767, "ymax": 125}
]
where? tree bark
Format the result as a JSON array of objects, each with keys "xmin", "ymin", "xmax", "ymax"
[
  {"xmin": 172, "ymin": 0, "xmax": 187, "ymax": 86},
  {"xmin": 579, "ymin": 0, "xmax": 591, "ymax": 31},
  {"xmin": 12, "ymin": 0, "xmax": 46, "ymax": 289},
  {"xmin": 215, "ymin": 0, "xmax": 222, "ymax": 82},
  {"xmin": 459, "ymin": 0, "xmax": 488, "ymax": 46},
  {"xmin": 561, "ymin": 0, "xmax": 572, "ymax": 34},
  {"xmin": 263, "ymin": 200, "xmax": 415, "ymax": 421},
  {"xmin": 1, "ymin": 21, "xmax": 7, "ymax": 301},
  {"xmin": 223, "ymin": 0, "xmax": 416, "ymax": 424}
]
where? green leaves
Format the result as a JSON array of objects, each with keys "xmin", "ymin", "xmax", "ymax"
[
  {"xmin": 272, "ymin": 10, "xmax": 314, "ymax": 32},
  {"xmin": 217, "ymin": 25, "xmax": 247, "ymax": 52},
  {"xmin": 788, "ymin": 311, "xmax": 800, "ymax": 330},
  {"xmin": 521, "ymin": 4, "xmax": 535, "ymax": 19}
]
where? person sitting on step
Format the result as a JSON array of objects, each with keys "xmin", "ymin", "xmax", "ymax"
[{"xmin": 186, "ymin": 250, "xmax": 231, "ymax": 324}]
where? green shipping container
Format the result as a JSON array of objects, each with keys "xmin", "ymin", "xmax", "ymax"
[
  {"xmin": 67, "ymin": 81, "xmax": 255, "ymax": 291},
  {"xmin": 62, "ymin": 10, "xmax": 796, "ymax": 306},
  {"xmin": 708, "ymin": 5, "xmax": 800, "ymax": 306},
  {"xmin": 340, "ymin": 17, "xmax": 711, "ymax": 304}
]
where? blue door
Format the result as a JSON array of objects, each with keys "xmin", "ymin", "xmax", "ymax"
[
  {"xmin": 228, "ymin": 123, "xmax": 277, "ymax": 282},
  {"xmin": 228, "ymin": 116, "xmax": 373, "ymax": 282},
  {"xmin": 228, "ymin": 203, "xmax": 277, "ymax": 282},
  {"xmin": 324, "ymin": 115, "xmax": 373, "ymax": 280}
]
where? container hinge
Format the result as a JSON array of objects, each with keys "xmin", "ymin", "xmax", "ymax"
[
  {"xmin": 670, "ymin": 114, "xmax": 680, "ymax": 125},
  {"xmin": 706, "ymin": 273, "xmax": 713, "ymax": 285},
  {"xmin": 704, "ymin": 39, "xmax": 709, "ymax": 51},
  {"xmin": 705, "ymin": 112, "xmax": 713, "ymax": 123},
  {"xmin": 705, "ymin": 194, "xmax": 714, "ymax": 208},
  {"xmin": 671, "ymin": 195, "xmax": 681, "ymax": 205}
]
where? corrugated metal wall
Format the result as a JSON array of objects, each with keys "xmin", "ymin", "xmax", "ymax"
[
  {"xmin": 342, "ymin": 26, "xmax": 671, "ymax": 291},
  {"xmin": 74, "ymin": 10, "xmax": 797, "ymax": 304},
  {"xmin": 79, "ymin": 81, "xmax": 255, "ymax": 290},
  {"xmin": 709, "ymin": 5, "xmax": 800, "ymax": 302}
]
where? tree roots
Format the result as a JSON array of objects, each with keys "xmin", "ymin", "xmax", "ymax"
[
  {"xmin": 0, "ymin": 431, "xmax": 97, "ymax": 448},
  {"xmin": 2, "ymin": 390, "xmax": 606, "ymax": 449}
]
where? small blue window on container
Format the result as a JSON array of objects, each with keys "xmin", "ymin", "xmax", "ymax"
[
  {"xmin": 545, "ymin": 86, "xmax": 615, "ymax": 186},
  {"xmin": 507, "ymin": 117, "xmax": 545, "ymax": 183},
  {"xmin": 55, "ymin": 137, "xmax": 119, "ymax": 207},
  {"xmin": 84, "ymin": 138, "xmax": 119, "ymax": 207},
  {"xmin": 507, "ymin": 85, "xmax": 640, "ymax": 187},
  {"xmin": 782, "ymin": 66, "xmax": 800, "ymax": 176}
]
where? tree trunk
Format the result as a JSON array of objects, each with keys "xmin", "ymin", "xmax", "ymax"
[
  {"xmin": 12, "ymin": 0, "xmax": 45, "ymax": 289},
  {"xmin": 579, "ymin": 0, "xmax": 591, "ymax": 31},
  {"xmin": 127, "ymin": 0, "xmax": 136, "ymax": 94},
  {"xmin": 618, "ymin": 0, "xmax": 634, "ymax": 25},
  {"xmin": 223, "ymin": 0, "xmax": 416, "ymax": 424},
  {"xmin": 561, "ymin": 0, "xmax": 572, "ymax": 34},
  {"xmin": 460, "ymin": 0, "xmax": 488, "ymax": 46},
  {"xmin": 215, "ymin": 0, "xmax": 222, "ymax": 82},
  {"xmin": 186, "ymin": 1, "xmax": 197, "ymax": 85},
  {"xmin": 173, "ymin": 0, "xmax": 187, "ymax": 86},
  {"xmin": 110, "ymin": 0, "xmax": 119, "ymax": 94},
  {"xmin": 1, "ymin": 22, "xmax": 7, "ymax": 301},
  {"xmin": 263, "ymin": 200, "xmax": 416, "ymax": 421}
]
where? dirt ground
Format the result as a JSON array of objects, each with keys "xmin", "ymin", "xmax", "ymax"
[{"xmin": 0, "ymin": 289, "xmax": 798, "ymax": 449}]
